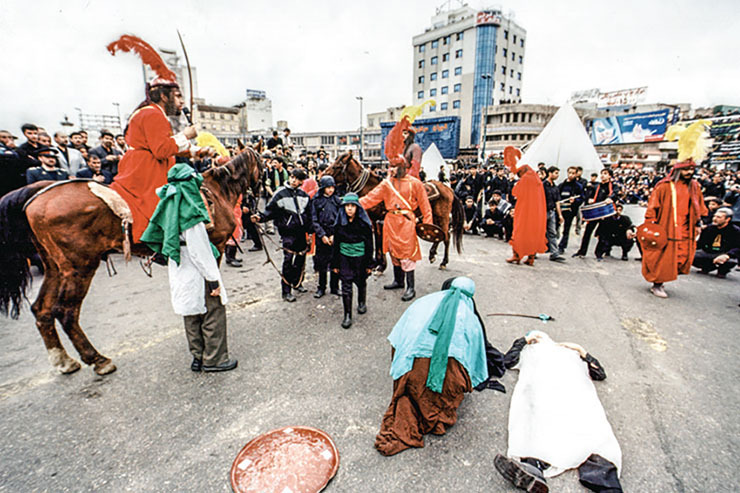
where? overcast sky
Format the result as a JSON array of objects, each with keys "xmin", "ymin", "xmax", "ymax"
[{"xmin": 2, "ymin": 0, "xmax": 739, "ymax": 136}]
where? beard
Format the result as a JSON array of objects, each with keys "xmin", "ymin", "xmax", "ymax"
[{"xmin": 163, "ymin": 98, "xmax": 181, "ymax": 117}]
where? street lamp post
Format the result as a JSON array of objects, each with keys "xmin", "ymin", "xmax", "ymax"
[
  {"xmin": 481, "ymin": 74, "xmax": 492, "ymax": 164},
  {"xmin": 113, "ymin": 102, "xmax": 122, "ymax": 131},
  {"xmin": 356, "ymin": 96, "xmax": 363, "ymax": 162}
]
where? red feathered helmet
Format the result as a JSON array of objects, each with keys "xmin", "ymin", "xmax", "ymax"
[{"xmin": 107, "ymin": 35, "xmax": 179, "ymax": 97}]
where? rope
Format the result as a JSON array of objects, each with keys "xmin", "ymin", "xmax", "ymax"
[{"xmin": 252, "ymin": 221, "xmax": 307, "ymax": 289}]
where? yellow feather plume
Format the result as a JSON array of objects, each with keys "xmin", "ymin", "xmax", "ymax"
[
  {"xmin": 665, "ymin": 120, "xmax": 712, "ymax": 163},
  {"xmin": 399, "ymin": 99, "xmax": 437, "ymax": 123},
  {"xmin": 196, "ymin": 132, "xmax": 229, "ymax": 157}
]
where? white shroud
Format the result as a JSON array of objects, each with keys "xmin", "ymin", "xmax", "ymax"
[{"xmin": 507, "ymin": 333, "xmax": 621, "ymax": 478}]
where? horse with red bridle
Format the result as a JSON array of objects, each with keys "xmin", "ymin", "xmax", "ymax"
[
  {"xmin": 0, "ymin": 149, "xmax": 263, "ymax": 375},
  {"xmin": 325, "ymin": 152, "xmax": 463, "ymax": 270}
]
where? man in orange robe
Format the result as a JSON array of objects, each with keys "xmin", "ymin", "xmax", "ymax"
[
  {"xmin": 110, "ymin": 79, "xmax": 198, "ymax": 243},
  {"xmin": 641, "ymin": 161, "xmax": 707, "ymax": 298},
  {"xmin": 503, "ymin": 147, "xmax": 547, "ymax": 265},
  {"xmin": 360, "ymin": 159, "xmax": 432, "ymax": 302}
]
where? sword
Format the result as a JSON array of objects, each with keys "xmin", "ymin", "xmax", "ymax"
[{"xmin": 176, "ymin": 29, "xmax": 195, "ymax": 125}]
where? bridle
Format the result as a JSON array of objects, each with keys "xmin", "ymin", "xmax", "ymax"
[{"xmin": 335, "ymin": 154, "xmax": 371, "ymax": 194}]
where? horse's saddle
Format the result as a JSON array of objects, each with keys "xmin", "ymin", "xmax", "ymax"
[{"xmin": 424, "ymin": 182, "xmax": 441, "ymax": 202}]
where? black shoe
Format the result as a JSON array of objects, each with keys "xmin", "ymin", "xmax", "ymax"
[
  {"xmin": 341, "ymin": 313, "xmax": 352, "ymax": 329},
  {"xmin": 549, "ymin": 255, "xmax": 566, "ymax": 263},
  {"xmin": 357, "ymin": 284, "xmax": 367, "ymax": 314},
  {"xmin": 203, "ymin": 359, "xmax": 238, "ymax": 372},
  {"xmin": 330, "ymin": 289, "xmax": 340, "ymax": 296},
  {"xmin": 494, "ymin": 454, "xmax": 548, "ymax": 493},
  {"xmin": 341, "ymin": 293, "xmax": 353, "ymax": 328},
  {"xmin": 248, "ymin": 245, "xmax": 262, "ymax": 252},
  {"xmin": 572, "ymin": 252, "xmax": 585, "ymax": 258},
  {"xmin": 295, "ymin": 285, "xmax": 308, "ymax": 293},
  {"xmin": 282, "ymin": 292, "xmax": 296, "ymax": 302},
  {"xmin": 191, "ymin": 358, "xmax": 202, "ymax": 372},
  {"xmin": 384, "ymin": 266, "xmax": 404, "ymax": 290},
  {"xmin": 314, "ymin": 288, "xmax": 326, "ymax": 299},
  {"xmin": 621, "ymin": 254, "xmax": 628, "ymax": 261},
  {"xmin": 225, "ymin": 257, "xmax": 243, "ymax": 267},
  {"xmin": 401, "ymin": 271, "xmax": 416, "ymax": 302}
]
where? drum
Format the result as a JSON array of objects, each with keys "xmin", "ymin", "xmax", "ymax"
[
  {"xmin": 230, "ymin": 426, "xmax": 339, "ymax": 493},
  {"xmin": 581, "ymin": 201, "xmax": 615, "ymax": 222}
]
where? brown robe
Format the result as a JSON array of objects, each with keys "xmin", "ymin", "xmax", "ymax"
[
  {"xmin": 375, "ymin": 357, "xmax": 472, "ymax": 456},
  {"xmin": 641, "ymin": 178, "xmax": 706, "ymax": 283}
]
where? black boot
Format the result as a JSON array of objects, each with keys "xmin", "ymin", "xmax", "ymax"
[
  {"xmin": 225, "ymin": 245, "xmax": 242, "ymax": 267},
  {"xmin": 384, "ymin": 266, "xmax": 404, "ymax": 290},
  {"xmin": 329, "ymin": 271, "xmax": 340, "ymax": 295},
  {"xmin": 357, "ymin": 283, "xmax": 367, "ymax": 314},
  {"xmin": 341, "ymin": 292, "xmax": 353, "ymax": 329},
  {"xmin": 315, "ymin": 271, "xmax": 327, "ymax": 298},
  {"xmin": 401, "ymin": 270, "xmax": 416, "ymax": 302}
]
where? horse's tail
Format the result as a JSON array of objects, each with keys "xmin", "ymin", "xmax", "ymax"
[
  {"xmin": 0, "ymin": 185, "xmax": 42, "ymax": 319},
  {"xmin": 450, "ymin": 194, "xmax": 465, "ymax": 254}
]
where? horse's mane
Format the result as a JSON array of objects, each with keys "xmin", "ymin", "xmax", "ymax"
[{"xmin": 204, "ymin": 148, "xmax": 263, "ymax": 198}]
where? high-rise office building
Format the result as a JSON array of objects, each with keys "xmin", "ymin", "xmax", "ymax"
[{"xmin": 412, "ymin": 5, "xmax": 526, "ymax": 148}]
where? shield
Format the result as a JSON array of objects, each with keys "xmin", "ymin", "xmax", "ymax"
[
  {"xmin": 230, "ymin": 426, "xmax": 339, "ymax": 493},
  {"xmin": 416, "ymin": 223, "xmax": 446, "ymax": 243},
  {"xmin": 636, "ymin": 222, "xmax": 667, "ymax": 251}
]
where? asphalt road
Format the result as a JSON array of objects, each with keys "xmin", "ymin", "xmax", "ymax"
[{"xmin": 0, "ymin": 233, "xmax": 738, "ymax": 492}]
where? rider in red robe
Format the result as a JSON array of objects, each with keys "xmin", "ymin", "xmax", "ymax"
[
  {"xmin": 110, "ymin": 79, "xmax": 197, "ymax": 242},
  {"xmin": 403, "ymin": 128, "xmax": 423, "ymax": 180},
  {"xmin": 641, "ymin": 161, "xmax": 706, "ymax": 298}
]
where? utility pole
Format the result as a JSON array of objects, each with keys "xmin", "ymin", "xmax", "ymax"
[
  {"xmin": 356, "ymin": 96, "xmax": 364, "ymax": 162},
  {"xmin": 481, "ymin": 74, "xmax": 492, "ymax": 164}
]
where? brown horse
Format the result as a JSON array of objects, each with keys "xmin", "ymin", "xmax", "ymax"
[
  {"xmin": 325, "ymin": 153, "xmax": 463, "ymax": 270},
  {"xmin": 0, "ymin": 149, "xmax": 263, "ymax": 375}
]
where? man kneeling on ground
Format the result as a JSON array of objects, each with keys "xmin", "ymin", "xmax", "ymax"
[{"xmin": 692, "ymin": 207, "xmax": 740, "ymax": 278}]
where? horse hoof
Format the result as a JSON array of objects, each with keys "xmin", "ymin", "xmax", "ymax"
[
  {"xmin": 94, "ymin": 359, "xmax": 117, "ymax": 375},
  {"xmin": 60, "ymin": 360, "xmax": 82, "ymax": 374},
  {"xmin": 48, "ymin": 348, "xmax": 82, "ymax": 374},
  {"xmin": 439, "ymin": 264, "xmax": 447, "ymax": 270},
  {"xmin": 429, "ymin": 257, "xmax": 437, "ymax": 264}
]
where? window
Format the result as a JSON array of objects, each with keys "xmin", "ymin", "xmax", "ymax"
[
  {"xmin": 443, "ymin": 35, "xmax": 450, "ymax": 45},
  {"xmin": 419, "ymin": 44, "xmax": 425, "ymax": 53},
  {"xmin": 431, "ymin": 72, "xmax": 438, "ymax": 81},
  {"xmin": 441, "ymin": 86, "xmax": 448, "ymax": 94},
  {"xmin": 418, "ymin": 90, "xmax": 424, "ymax": 99},
  {"xmin": 454, "ymin": 66, "xmax": 462, "ymax": 75},
  {"xmin": 504, "ymin": 30, "xmax": 508, "ymax": 39},
  {"xmin": 510, "ymin": 69, "xmax": 514, "ymax": 77},
  {"xmin": 321, "ymin": 136, "xmax": 334, "ymax": 145},
  {"xmin": 440, "ymin": 102, "xmax": 448, "ymax": 110},
  {"xmin": 419, "ymin": 60, "xmax": 425, "ymax": 68},
  {"xmin": 431, "ymin": 56, "xmax": 438, "ymax": 65},
  {"xmin": 519, "ymin": 55, "xmax": 523, "ymax": 64},
  {"xmin": 517, "ymin": 72, "xmax": 521, "ymax": 80},
  {"xmin": 510, "ymin": 52, "xmax": 514, "ymax": 62},
  {"xmin": 513, "ymin": 34, "xmax": 517, "ymax": 44},
  {"xmin": 431, "ymin": 39, "xmax": 438, "ymax": 48},
  {"xmin": 442, "ymin": 53, "xmax": 449, "ymax": 62},
  {"xmin": 453, "ymin": 83, "xmax": 461, "ymax": 92},
  {"xmin": 520, "ymin": 38, "xmax": 525, "ymax": 48},
  {"xmin": 442, "ymin": 69, "xmax": 449, "ymax": 78},
  {"xmin": 455, "ymin": 49, "xmax": 463, "ymax": 58},
  {"xmin": 500, "ymin": 82, "xmax": 505, "ymax": 91},
  {"xmin": 509, "ymin": 86, "xmax": 513, "ymax": 94},
  {"xmin": 453, "ymin": 100, "xmax": 461, "ymax": 109},
  {"xmin": 513, "ymin": 113, "xmax": 518, "ymax": 123},
  {"xmin": 456, "ymin": 32, "xmax": 463, "ymax": 41},
  {"xmin": 430, "ymin": 88, "xmax": 437, "ymax": 96},
  {"xmin": 429, "ymin": 104, "xmax": 436, "ymax": 112},
  {"xmin": 501, "ymin": 65, "xmax": 506, "ymax": 75},
  {"xmin": 516, "ymin": 88, "xmax": 521, "ymax": 97},
  {"xmin": 503, "ymin": 48, "xmax": 507, "ymax": 57},
  {"xmin": 220, "ymin": 114, "xmax": 224, "ymax": 120},
  {"xmin": 418, "ymin": 75, "xmax": 425, "ymax": 84}
]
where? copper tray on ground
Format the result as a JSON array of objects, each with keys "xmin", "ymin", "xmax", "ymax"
[
  {"xmin": 416, "ymin": 222, "xmax": 446, "ymax": 243},
  {"xmin": 230, "ymin": 426, "xmax": 339, "ymax": 493}
]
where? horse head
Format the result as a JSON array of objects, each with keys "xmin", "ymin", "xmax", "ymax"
[
  {"xmin": 204, "ymin": 147, "xmax": 264, "ymax": 201},
  {"xmin": 325, "ymin": 152, "xmax": 362, "ymax": 187}
]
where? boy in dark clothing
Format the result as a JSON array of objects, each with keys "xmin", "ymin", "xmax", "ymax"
[
  {"xmin": 310, "ymin": 175, "xmax": 342, "ymax": 298},
  {"xmin": 331, "ymin": 193, "xmax": 373, "ymax": 329}
]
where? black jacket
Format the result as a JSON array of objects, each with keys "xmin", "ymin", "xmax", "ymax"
[
  {"xmin": 330, "ymin": 213, "xmax": 373, "ymax": 270},
  {"xmin": 558, "ymin": 179, "xmax": 585, "ymax": 211},
  {"xmin": 310, "ymin": 193, "xmax": 342, "ymax": 239},
  {"xmin": 697, "ymin": 223, "xmax": 740, "ymax": 259},
  {"xmin": 76, "ymin": 167, "xmax": 113, "ymax": 184},
  {"xmin": 595, "ymin": 214, "xmax": 634, "ymax": 241},
  {"xmin": 25, "ymin": 166, "xmax": 68, "ymax": 184},
  {"xmin": 259, "ymin": 185, "xmax": 312, "ymax": 237}
]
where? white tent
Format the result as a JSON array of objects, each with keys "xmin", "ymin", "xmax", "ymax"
[
  {"xmin": 519, "ymin": 104, "xmax": 604, "ymax": 182},
  {"xmin": 421, "ymin": 143, "xmax": 451, "ymax": 182}
]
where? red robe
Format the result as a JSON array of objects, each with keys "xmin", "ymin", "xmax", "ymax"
[
  {"xmin": 641, "ymin": 179, "xmax": 707, "ymax": 283},
  {"xmin": 510, "ymin": 166, "xmax": 547, "ymax": 257},
  {"xmin": 360, "ymin": 176, "xmax": 432, "ymax": 261},
  {"xmin": 110, "ymin": 104, "xmax": 182, "ymax": 242}
]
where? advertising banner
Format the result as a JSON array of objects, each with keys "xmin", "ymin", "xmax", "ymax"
[
  {"xmin": 381, "ymin": 116, "xmax": 461, "ymax": 160},
  {"xmin": 590, "ymin": 109, "xmax": 670, "ymax": 145}
]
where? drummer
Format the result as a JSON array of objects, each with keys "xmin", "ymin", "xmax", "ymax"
[{"xmin": 572, "ymin": 168, "xmax": 621, "ymax": 258}]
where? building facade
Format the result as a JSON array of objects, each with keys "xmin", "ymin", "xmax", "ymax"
[
  {"xmin": 289, "ymin": 129, "xmax": 382, "ymax": 162},
  {"xmin": 412, "ymin": 5, "xmax": 526, "ymax": 149},
  {"xmin": 194, "ymin": 101, "xmax": 241, "ymax": 146},
  {"xmin": 481, "ymin": 103, "xmax": 558, "ymax": 154}
]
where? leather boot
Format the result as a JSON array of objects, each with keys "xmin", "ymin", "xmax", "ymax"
[
  {"xmin": 315, "ymin": 271, "xmax": 327, "ymax": 298},
  {"xmin": 357, "ymin": 283, "xmax": 367, "ymax": 314},
  {"xmin": 341, "ymin": 292, "xmax": 353, "ymax": 329},
  {"xmin": 225, "ymin": 245, "xmax": 242, "ymax": 267},
  {"xmin": 329, "ymin": 271, "xmax": 340, "ymax": 295},
  {"xmin": 384, "ymin": 266, "xmax": 404, "ymax": 290},
  {"xmin": 506, "ymin": 251, "xmax": 521, "ymax": 264},
  {"xmin": 401, "ymin": 270, "xmax": 416, "ymax": 302}
]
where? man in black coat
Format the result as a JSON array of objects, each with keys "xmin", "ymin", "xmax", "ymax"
[
  {"xmin": 692, "ymin": 207, "xmax": 740, "ymax": 278},
  {"xmin": 252, "ymin": 168, "xmax": 312, "ymax": 302},
  {"xmin": 558, "ymin": 166, "xmax": 585, "ymax": 253},
  {"xmin": 481, "ymin": 192, "xmax": 513, "ymax": 240},
  {"xmin": 75, "ymin": 154, "xmax": 113, "ymax": 184},
  {"xmin": 310, "ymin": 175, "xmax": 342, "ymax": 298},
  {"xmin": 89, "ymin": 130, "xmax": 123, "ymax": 176},
  {"xmin": 573, "ymin": 168, "xmax": 620, "ymax": 258},
  {"xmin": 594, "ymin": 203, "xmax": 635, "ymax": 260}
]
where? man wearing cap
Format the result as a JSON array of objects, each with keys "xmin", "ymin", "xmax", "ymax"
[
  {"xmin": 403, "ymin": 128, "xmax": 423, "ymax": 180},
  {"xmin": 110, "ymin": 78, "xmax": 203, "ymax": 243},
  {"xmin": 25, "ymin": 146, "xmax": 69, "ymax": 184},
  {"xmin": 310, "ymin": 175, "xmax": 342, "ymax": 298},
  {"xmin": 641, "ymin": 161, "xmax": 707, "ymax": 298},
  {"xmin": 252, "ymin": 168, "xmax": 312, "ymax": 302},
  {"xmin": 90, "ymin": 129, "xmax": 123, "ymax": 176},
  {"xmin": 692, "ymin": 207, "xmax": 740, "ymax": 279}
]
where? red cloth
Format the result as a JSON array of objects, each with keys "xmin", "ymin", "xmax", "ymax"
[
  {"xmin": 360, "ymin": 176, "xmax": 432, "ymax": 261},
  {"xmin": 641, "ymin": 179, "xmax": 706, "ymax": 283},
  {"xmin": 301, "ymin": 177, "xmax": 318, "ymax": 198},
  {"xmin": 110, "ymin": 104, "xmax": 180, "ymax": 242},
  {"xmin": 509, "ymin": 165, "xmax": 547, "ymax": 257}
]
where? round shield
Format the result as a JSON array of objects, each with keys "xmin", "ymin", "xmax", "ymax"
[
  {"xmin": 230, "ymin": 426, "xmax": 339, "ymax": 493},
  {"xmin": 416, "ymin": 223, "xmax": 446, "ymax": 243},
  {"xmin": 636, "ymin": 222, "xmax": 667, "ymax": 251}
]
